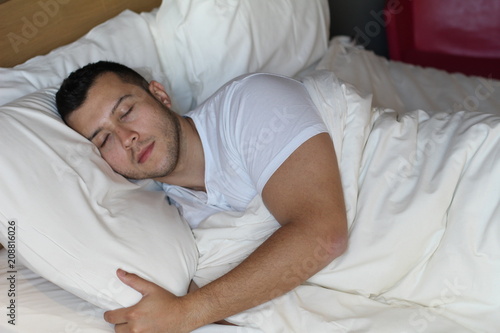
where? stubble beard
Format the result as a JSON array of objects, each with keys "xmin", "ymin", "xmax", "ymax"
[
  {"xmin": 153, "ymin": 108, "xmax": 181, "ymax": 179},
  {"xmin": 118, "ymin": 107, "xmax": 181, "ymax": 181}
]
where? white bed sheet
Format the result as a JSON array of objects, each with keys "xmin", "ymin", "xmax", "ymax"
[
  {"xmin": 1, "ymin": 37, "xmax": 499, "ymax": 332},
  {"xmin": 0, "ymin": 248, "xmax": 261, "ymax": 332},
  {"xmin": 193, "ymin": 71, "xmax": 500, "ymax": 332},
  {"xmin": 318, "ymin": 37, "xmax": 500, "ymax": 117}
]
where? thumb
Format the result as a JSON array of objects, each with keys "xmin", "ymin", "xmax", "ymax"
[{"xmin": 116, "ymin": 269, "xmax": 152, "ymax": 296}]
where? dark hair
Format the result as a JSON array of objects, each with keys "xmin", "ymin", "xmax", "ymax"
[{"xmin": 55, "ymin": 61, "xmax": 149, "ymax": 122}]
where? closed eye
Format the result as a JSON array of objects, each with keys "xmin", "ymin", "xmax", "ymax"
[
  {"xmin": 121, "ymin": 106, "xmax": 134, "ymax": 120},
  {"xmin": 100, "ymin": 134, "xmax": 110, "ymax": 148}
]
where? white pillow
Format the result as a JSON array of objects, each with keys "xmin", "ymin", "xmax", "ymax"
[
  {"xmin": 0, "ymin": 88, "xmax": 198, "ymax": 310},
  {"xmin": 151, "ymin": 0, "xmax": 330, "ymax": 113},
  {"xmin": 0, "ymin": 9, "xmax": 162, "ymax": 107}
]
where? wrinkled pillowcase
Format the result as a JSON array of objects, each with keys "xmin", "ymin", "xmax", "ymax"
[
  {"xmin": 152, "ymin": 0, "xmax": 330, "ymax": 113},
  {"xmin": 0, "ymin": 88, "xmax": 198, "ymax": 310}
]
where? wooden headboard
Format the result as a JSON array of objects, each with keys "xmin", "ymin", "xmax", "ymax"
[{"xmin": 0, "ymin": 0, "xmax": 161, "ymax": 68}]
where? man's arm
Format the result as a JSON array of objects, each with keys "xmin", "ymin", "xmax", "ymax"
[{"xmin": 104, "ymin": 132, "xmax": 348, "ymax": 332}]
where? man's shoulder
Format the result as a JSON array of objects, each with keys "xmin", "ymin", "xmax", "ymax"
[
  {"xmin": 186, "ymin": 72, "xmax": 309, "ymax": 128},
  {"xmin": 228, "ymin": 72, "xmax": 300, "ymax": 88},
  {"xmin": 190, "ymin": 73, "xmax": 301, "ymax": 110},
  {"xmin": 209, "ymin": 72, "xmax": 300, "ymax": 97}
]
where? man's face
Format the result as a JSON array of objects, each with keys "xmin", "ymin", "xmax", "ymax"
[{"xmin": 66, "ymin": 72, "xmax": 180, "ymax": 180}]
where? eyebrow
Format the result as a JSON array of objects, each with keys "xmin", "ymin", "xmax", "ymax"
[{"xmin": 86, "ymin": 94, "xmax": 132, "ymax": 141}]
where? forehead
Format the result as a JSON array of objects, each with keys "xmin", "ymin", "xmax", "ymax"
[
  {"xmin": 66, "ymin": 72, "xmax": 143, "ymax": 136},
  {"xmin": 86, "ymin": 72, "xmax": 140, "ymax": 105}
]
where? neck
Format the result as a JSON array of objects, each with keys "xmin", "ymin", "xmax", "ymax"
[{"xmin": 155, "ymin": 116, "xmax": 206, "ymax": 191}]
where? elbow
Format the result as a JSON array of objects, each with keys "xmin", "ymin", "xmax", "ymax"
[
  {"xmin": 316, "ymin": 229, "xmax": 348, "ymax": 264},
  {"xmin": 335, "ymin": 233, "xmax": 348, "ymax": 258},
  {"xmin": 331, "ymin": 233, "xmax": 348, "ymax": 259}
]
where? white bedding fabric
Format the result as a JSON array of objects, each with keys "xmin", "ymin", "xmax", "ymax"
[
  {"xmin": 193, "ymin": 71, "xmax": 500, "ymax": 332},
  {"xmin": 0, "ymin": 88, "xmax": 199, "ymax": 310},
  {"xmin": 0, "ymin": 2, "xmax": 329, "ymax": 331},
  {"xmin": 319, "ymin": 37, "xmax": 500, "ymax": 117},
  {"xmin": 2, "ymin": 36, "xmax": 499, "ymax": 332},
  {"xmin": 152, "ymin": 0, "xmax": 330, "ymax": 113},
  {"xmin": 0, "ymin": 10, "xmax": 163, "ymax": 107},
  {"xmin": 0, "ymin": 249, "xmax": 260, "ymax": 333}
]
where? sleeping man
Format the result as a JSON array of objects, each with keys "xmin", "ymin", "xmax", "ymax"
[{"xmin": 56, "ymin": 61, "xmax": 348, "ymax": 332}]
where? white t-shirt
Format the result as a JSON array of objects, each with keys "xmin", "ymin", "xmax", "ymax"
[{"xmin": 162, "ymin": 73, "xmax": 327, "ymax": 228}]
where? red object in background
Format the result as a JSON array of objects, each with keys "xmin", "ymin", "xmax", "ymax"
[{"xmin": 385, "ymin": 0, "xmax": 500, "ymax": 79}]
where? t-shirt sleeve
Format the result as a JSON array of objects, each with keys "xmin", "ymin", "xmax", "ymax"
[{"xmin": 227, "ymin": 73, "xmax": 328, "ymax": 194}]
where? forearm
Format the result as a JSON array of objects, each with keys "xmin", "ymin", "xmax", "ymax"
[
  {"xmin": 102, "ymin": 134, "xmax": 348, "ymax": 332},
  {"xmin": 179, "ymin": 134, "xmax": 348, "ymax": 330},
  {"xmin": 180, "ymin": 221, "xmax": 346, "ymax": 330}
]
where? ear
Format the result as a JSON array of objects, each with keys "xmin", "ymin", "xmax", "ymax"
[{"xmin": 149, "ymin": 81, "xmax": 172, "ymax": 108}]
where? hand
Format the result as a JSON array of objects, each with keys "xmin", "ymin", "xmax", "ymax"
[{"xmin": 104, "ymin": 269, "xmax": 190, "ymax": 333}]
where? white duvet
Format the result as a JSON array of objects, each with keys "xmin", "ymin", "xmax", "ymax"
[
  {"xmin": 193, "ymin": 71, "xmax": 500, "ymax": 332},
  {"xmin": 2, "ymin": 32, "xmax": 499, "ymax": 331}
]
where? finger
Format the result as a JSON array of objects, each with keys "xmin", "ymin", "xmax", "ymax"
[
  {"xmin": 116, "ymin": 269, "xmax": 152, "ymax": 296},
  {"xmin": 114, "ymin": 322, "xmax": 129, "ymax": 333},
  {"xmin": 104, "ymin": 307, "xmax": 129, "ymax": 325}
]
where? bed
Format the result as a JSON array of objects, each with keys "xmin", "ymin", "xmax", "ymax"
[{"xmin": 0, "ymin": 0, "xmax": 499, "ymax": 332}]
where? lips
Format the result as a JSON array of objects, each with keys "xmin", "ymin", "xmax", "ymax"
[{"xmin": 138, "ymin": 142, "xmax": 154, "ymax": 164}]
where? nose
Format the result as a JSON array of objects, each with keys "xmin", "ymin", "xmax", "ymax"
[{"xmin": 116, "ymin": 126, "xmax": 138, "ymax": 149}]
